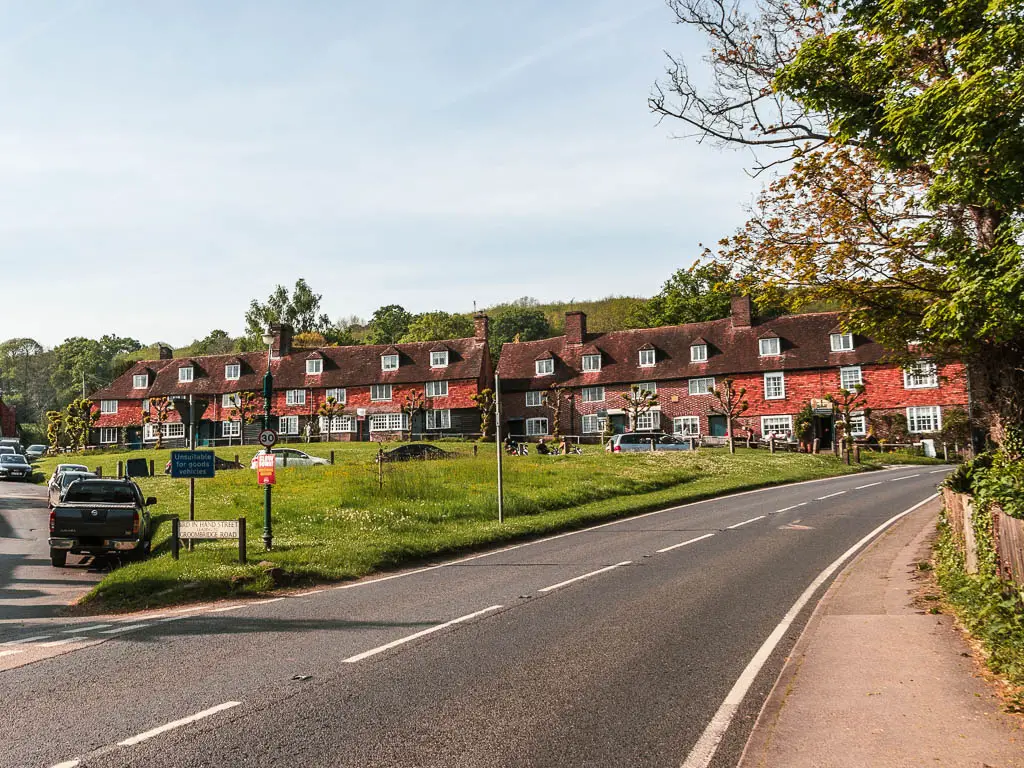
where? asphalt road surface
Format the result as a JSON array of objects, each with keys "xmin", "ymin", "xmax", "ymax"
[{"xmin": 2, "ymin": 466, "xmax": 950, "ymax": 768}]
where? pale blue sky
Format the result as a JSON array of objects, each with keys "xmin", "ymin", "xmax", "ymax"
[{"xmin": 0, "ymin": 0, "xmax": 759, "ymax": 347}]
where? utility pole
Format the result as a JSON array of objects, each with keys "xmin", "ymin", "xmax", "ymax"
[
  {"xmin": 262, "ymin": 329, "xmax": 275, "ymax": 551},
  {"xmin": 495, "ymin": 373, "xmax": 504, "ymax": 524}
]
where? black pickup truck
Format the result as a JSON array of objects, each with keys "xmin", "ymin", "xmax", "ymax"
[{"xmin": 48, "ymin": 479, "xmax": 156, "ymax": 567}]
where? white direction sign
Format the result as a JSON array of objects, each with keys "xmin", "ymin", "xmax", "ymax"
[
  {"xmin": 178, "ymin": 520, "xmax": 240, "ymax": 540},
  {"xmin": 258, "ymin": 429, "xmax": 278, "ymax": 448}
]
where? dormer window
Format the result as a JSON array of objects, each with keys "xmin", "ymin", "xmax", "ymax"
[
  {"xmin": 759, "ymin": 337, "xmax": 781, "ymax": 356},
  {"xmin": 638, "ymin": 348, "xmax": 656, "ymax": 367},
  {"xmin": 690, "ymin": 344, "xmax": 708, "ymax": 363},
  {"xmin": 830, "ymin": 333, "xmax": 854, "ymax": 352},
  {"xmin": 306, "ymin": 358, "xmax": 323, "ymax": 375},
  {"xmin": 582, "ymin": 353, "xmax": 601, "ymax": 372},
  {"xmin": 224, "ymin": 364, "xmax": 240, "ymax": 381},
  {"xmin": 430, "ymin": 351, "xmax": 449, "ymax": 368},
  {"xmin": 178, "ymin": 365, "xmax": 194, "ymax": 383},
  {"xmin": 535, "ymin": 358, "xmax": 554, "ymax": 376},
  {"xmin": 381, "ymin": 354, "xmax": 399, "ymax": 371},
  {"xmin": 132, "ymin": 373, "xmax": 149, "ymax": 389}
]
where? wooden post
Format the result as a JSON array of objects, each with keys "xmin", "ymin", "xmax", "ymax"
[
  {"xmin": 95, "ymin": 466, "xmax": 103, "ymax": 477},
  {"xmin": 234, "ymin": 453, "xmax": 239, "ymax": 466},
  {"xmin": 854, "ymin": 445, "xmax": 861, "ymax": 464},
  {"xmin": 171, "ymin": 518, "xmax": 180, "ymax": 560},
  {"xmin": 812, "ymin": 438, "xmax": 820, "ymax": 455},
  {"xmin": 943, "ymin": 443, "xmax": 949, "ymax": 462},
  {"xmin": 473, "ymin": 444, "xmax": 478, "ymax": 457},
  {"xmin": 769, "ymin": 435, "xmax": 775, "ymax": 454},
  {"xmin": 238, "ymin": 517, "xmax": 247, "ymax": 565},
  {"xmin": 149, "ymin": 459, "xmax": 155, "ymax": 477},
  {"xmin": 283, "ymin": 454, "xmax": 288, "ymax": 468},
  {"xmin": 117, "ymin": 460, "xmax": 124, "ymax": 478},
  {"xmin": 330, "ymin": 450, "xmax": 335, "ymax": 465},
  {"xmin": 377, "ymin": 448, "xmax": 384, "ymax": 490}
]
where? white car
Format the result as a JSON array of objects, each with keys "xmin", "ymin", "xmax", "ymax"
[
  {"xmin": 248, "ymin": 449, "xmax": 328, "ymax": 469},
  {"xmin": 48, "ymin": 463, "xmax": 90, "ymax": 486}
]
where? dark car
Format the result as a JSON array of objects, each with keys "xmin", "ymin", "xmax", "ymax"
[
  {"xmin": 0, "ymin": 453, "xmax": 33, "ymax": 481},
  {"xmin": 376, "ymin": 444, "xmax": 453, "ymax": 463},
  {"xmin": 24, "ymin": 444, "xmax": 49, "ymax": 460},
  {"xmin": 48, "ymin": 478, "xmax": 155, "ymax": 567}
]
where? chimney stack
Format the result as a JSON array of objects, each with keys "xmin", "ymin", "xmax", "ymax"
[
  {"xmin": 731, "ymin": 296, "xmax": 752, "ymax": 328},
  {"xmin": 158, "ymin": 344, "xmax": 173, "ymax": 360},
  {"xmin": 270, "ymin": 323, "xmax": 293, "ymax": 358},
  {"xmin": 564, "ymin": 311, "xmax": 587, "ymax": 345},
  {"xmin": 474, "ymin": 313, "xmax": 489, "ymax": 343}
]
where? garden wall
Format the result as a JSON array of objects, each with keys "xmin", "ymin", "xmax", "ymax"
[{"xmin": 943, "ymin": 487, "xmax": 1024, "ymax": 586}]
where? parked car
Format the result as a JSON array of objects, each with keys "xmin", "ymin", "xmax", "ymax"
[
  {"xmin": 49, "ymin": 463, "xmax": 90, "ymax": 484},
  {"xmin": 0, "ymin": 438, "xmax": 23, "ymax": 454},
  {"xmin": 248, "ymin": 448, "xmax": 329, "ymax": 469},
  {"xmin": 0, "ymin": 453, "xmax": 34, "ymax": 482},
  {"xmin": 24, "ymin": 445, "xmax": 49, "ymax": 460},
  {"xmin": 48, "ymin": 471, "xmax": 98, "ymax": 506},
  {"xmin": 607, "ymin": 433, "xmax": 695, "ymax": 453},
  {"xmin": 376, "ymin": 444, "xmax": 453, "ymax": 463},
  {"xmin": 0, "ymin": 446, "xmax": 14, "ymax": 456},
  {"xmin": 48, "ymin": 478, "xmax": 156, "ymax": 567}
]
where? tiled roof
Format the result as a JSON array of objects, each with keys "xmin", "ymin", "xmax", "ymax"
[
  {"xmin": 92, "ymin": 338, "xmax": 489, "ymax": 401},
  {"xmin": 496, "ymin": 311, "xmax": 886, "ymax": 392}
]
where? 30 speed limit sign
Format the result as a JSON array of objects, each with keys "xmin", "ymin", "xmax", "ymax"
[{"xmin": 257, "ymin": 429, "xmax": 278, "ymax": 448}]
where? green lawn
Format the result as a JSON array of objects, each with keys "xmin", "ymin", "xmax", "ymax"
[{"xmin": 36, "ymin": 441, "xmax": 927, "ymax": 612}]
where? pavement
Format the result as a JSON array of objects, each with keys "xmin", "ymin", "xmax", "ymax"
[{"xmin": 739, "ymin": 497, "xmax": 1024, "ymax": 768}]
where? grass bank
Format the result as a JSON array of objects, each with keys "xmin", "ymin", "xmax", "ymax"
[{"xmin": 43, "ymin": 443, "xmax": 889, "ymax": 612}]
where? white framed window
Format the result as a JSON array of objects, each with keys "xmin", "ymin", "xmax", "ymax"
[
  {"xmin": 320, "ymin": 415, "xmax": 356, "ymax": 433},
  {"xmin": 759, "ymin": 337, "xmax": 781, "ymax": 356},
  {"xmin": 100, "ymin": 400, "xmax": 118, "ymax": 414},
  {"xmin": 673, "ymin": 416, "xmax": 700, "ymax": 436},
  {"xmin": 325, "ymin": 388, "xmax": 347, "ymax": 404},
  {"xmin": 535, "ymin": 358, "xmax": 554, "ymax": 376},
  {"xmin": 100, "ymin": 427, "xmax": 118, "ymax": 444},
  {"xmin": 132, "ymin": 373, "xmax": 148, "ymax": 389},
  {"xmin": 847, "ymin": 414, "xmax": 868, "ymax": 437},
  {"xmin": 581, "ymin": 386, "xmax": 604, "ymax": 403},
  {"xmin": 582, "ymin": 414, "xmax": 607, "ymax": 434},
  {"xmin": 143, "ymin": 423, "xmax": 157, "ymax": 441},
  {"xmin": 830, "ymin": 333, "xmax": 855, "ymax": 352},
  {"xmin": 637, "ymin": 382, "xmax": 657, "ymax": 395},
  {"xmin": 582, "ymin": 354, "xmax": 601, "ymax": 372},
  {"xmin": 426, "ymin": 409, "xmax": 451, "ymax": 430},
  {"xmin": 690, "ymin": 344, "xmax": 708, "ymax": 362},
  {"xmin": 635, "ymin": 411, "xmax": 661, "ymax": 431},
  {"xmin": 147, "ymin": 422, "xmax": 186, "ymax": 440},
  {"xmin": 370, "ymin": 384, "xmax": 392, "ymax": 401},
  {"xmin": 430, "ymin": 351, "xmax": 449, "ymax": 368},
  {"xmin": 638, "ymin": 348, "xmax": 656, "ymax": 367},
  {"xmin": 141, "ymin": 398, "xmax": 149, "ymax": 414},
  {"xmin": 425, "ymin": 380, "xmax": 448, "ymax": 398},
  {"xmin": 286, "ymin": 389, "xmax": 306, "ymax": 406},
  {"xmin": 907, "ymin": 406, "xmax": 942, "ymax": 433},
  {"xmin": 763, "ymin": 372, "xmax": 786, "ymax": 400},
  {"xmin": 222, "ymin": 421, "xmax": 241, "ymax": 438},
  {"xmin": 526, "ymin": 391, "xmax": 543, "ymax": 407},
  {"xmin": 904, "ymin": 361, "xmax": 938, "ymax": 389},
  {"xmin": 840, "ymin": 366, "xmax": 863, "ymax": 390},
  {"xmin": 689, "ymin": 377, "xmax": 715, "ymax": 396},
  {"xmin": 381, "ymin": 354, "xmax": 399, "ymax": 371},
  {"xmin": 761, "ymin": 415, "xmax": 794, "ymax": 438},
  {"xmin": 369, "ymin": 412, "xmax": 408, "ymax": 432},
  {"xmin": 279, "ymin": 415, "xmax": 299, "ymax": 435},
  {"xmin": 526, "ymin": 417, "xmax": 549, "ymax": 436},
  {"xmin": 178, "ymin": 366, "xmax": 194, "ymax": 383},
  {"xmin": 224, "ymin": 364, "xmax": 240, "ymax": 381},
  {"xmin": 306, "ymin": 358, "xmax": 323, "ymax": 375},
  {"xmin": 222, "ymin": 393, "xmax": 238, "ymax": 408}
]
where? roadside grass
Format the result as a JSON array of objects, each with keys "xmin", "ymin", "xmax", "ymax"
[{"xmin": 53, "ymin": 443, "xmax": 884, "ymax": 612}]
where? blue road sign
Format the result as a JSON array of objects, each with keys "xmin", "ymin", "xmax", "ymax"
[{"xmin": 170, "ymin": 450, "xmax": 216, "ymax": 479}]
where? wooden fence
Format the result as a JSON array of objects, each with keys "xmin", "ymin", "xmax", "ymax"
[{"xmin": 942, "ymin": 488, "xmax": 1024, "ymax": 586}]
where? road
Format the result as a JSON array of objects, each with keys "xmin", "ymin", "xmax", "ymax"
[
  {"xmin": 1, "ymin": 466, "xmax": 950, "ymax": 768},
  {"xmin": 0, "ymin": 481, "xmax": 104, "ymax": 623}
]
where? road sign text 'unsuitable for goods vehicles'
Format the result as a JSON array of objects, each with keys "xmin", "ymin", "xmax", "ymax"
[{"xmin": 170, "ymin": 450, "xmax": 216, "ymax": 479}]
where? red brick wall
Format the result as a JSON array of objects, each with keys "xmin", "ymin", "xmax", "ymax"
[{"xmin": 0, "ymin": 401, "xmax": 16, "ymax": 438}]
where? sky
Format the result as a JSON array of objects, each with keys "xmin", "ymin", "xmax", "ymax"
[{"xmin": 0, "ymin": 0, "xmax": 762, "ymax": 347}]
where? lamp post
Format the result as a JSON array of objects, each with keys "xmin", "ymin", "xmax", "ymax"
[{"xmin": 261, "ymin": 328, "xmax": 275, "ymax": 551}]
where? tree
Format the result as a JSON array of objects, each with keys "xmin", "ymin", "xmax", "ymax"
[
  {"xmin": 710, "ymin": 378, "xmax": 749, "ymax": 454},
  {"xmin": 826, "ymin": 384, "xmax": 870, "ymax": 464},
  {"xmin": 489, "ymin": 306, "xmax": 552, "ymax": 357},
  {"xmin": 229, "ymin": 392, "xmax": 261, "ymax": 445},
  {"xmin": 621, "ymin": 384, "xmax": 659, "ymax": 433},
  {"xmin": 293, "ymin": 331, "xmax": 327, "ymax": 349},
  {"xmin": 316, "ymin": 396, "xmax": 345, "ymax": 443},
  {"xmin": 192, "ymin": 329, "xmax": 235, "ymax": 356},
  {"xmin": 244, "ymin": 279, "xmax": 334, "ymax": 344},
  {"xmin": 45, "ymin": 410, "xmax": 65, "ymax": 451},
  {"xmin": 367, "ymin": 305, "xmax": 413, "ymax": 345},
  {"xmin": 940, "ymin": 407, "xmax": 972, "ymax": 453},
  {"xmin": 143, "ymin": 396, "xmax": 172, "ymax": 450},
  {"xmin": 471, "ymin": 388, "xmax": 496, "ymax": 442},
  {"xmin": 870, "ymin": 411, "xmax": 910, "ymax": 446},
  {"xmin": 64, "ymin": 398, "xmax": 99, "ymax": 451},
  {"xmin": 654, "ymin": 0, "xmax": 1024, "ymax": 452},
  {"xmin": 0, "ymin": 338, "xmax": 53, "ymax": 426},
  {"xmin": 401, "ymin": 389, "xmax": 424, "ymax": 441},
  {"xmin": 400, "ymin": 312, "xmax": 474, "ymax": 343},
  {"xmin": 795, "ymin": 403, "xmax": 815, "ymax": 452},
  {"xmin": 542, "ymin": 384, "xmax": 569, "ymax": 440}
]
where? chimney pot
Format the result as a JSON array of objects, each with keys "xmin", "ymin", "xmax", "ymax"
[
  {"xmin": 270, "ymin": 323, "xmax": 293, "ymax": 358},
  {"xmin": 158, "ymin": 344, "xmax": 173, "ymax": 360}
]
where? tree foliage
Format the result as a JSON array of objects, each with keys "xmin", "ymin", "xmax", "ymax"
[
  {"xmin": 229, "ymin": 392, "xmax": 261, "ymax": 445},
  {"xmin": 400, "ymin": 311, "xmax": 474, "ymax": 343},
  {"xmin": 316, "ymin": 395, "xmax": 345, "ymax": 443},
  {"xmin": 471, "ymin": 388, "xmax": 496, "ymax": 441},
  {"xmin": 710, "ymin": 378, "xmax": 749, "ymax": 454},
  {"xmin": 489, "ymin": 305, "xmax": 552, "ymax": 357},
  {"xmin": 621, "ymin": 384, "xmax": 659, "ymax": 433},
  {"xmin": 244, "ymin": 279, "xmax": 334, "ymax": 344},
  {"xmin": 367, "ymin": 305, "xmax": 413, "ymax": 346}
]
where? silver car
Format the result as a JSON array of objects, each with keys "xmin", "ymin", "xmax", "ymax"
[
  {"xmin": 248, "ymin": 448, "xmax": 329, "ymax": 468},
  {"xmin": 608, "ymin": 433, "xmax": 695, "ymax": 453}
]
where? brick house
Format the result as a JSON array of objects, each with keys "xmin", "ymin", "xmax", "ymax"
[
  {"xmin": 496, "ymin": 297, "xmax": 969, "ymax": 444},
  {"xmin": 89, "ymin": 316, "xmax": 493, "ymax": 448},
  {"xmin": 0, "ymin": 398, "xmax": 16, "ymax": 439}
]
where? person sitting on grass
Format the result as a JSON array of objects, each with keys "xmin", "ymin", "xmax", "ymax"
[{"xmin": 536, "ymin": 438, "xmax": 551, "ymax": 455}]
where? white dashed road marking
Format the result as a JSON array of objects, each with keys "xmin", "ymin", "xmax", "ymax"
[
  {"xmin": 99, "ymin": 623, "xmax": 152, "ymax": 635},
  {"xmin": 774, "ymin": 503, "xmax": 807, "ymax": 514},
  {"xmin": 726, "ymin": 516, "xmax": 765, "ymax": 530},
  {"xmin": 538, "ymin": 562, "xmax": 632, "ymax": 593},
  {"xmin": 40, "ymin": 637, "xmax": 90, "ymax": 647},
  {"xmin": 889, "ymin": 473, "xmax": 921, "ymax": 482},
  {"xmin": 0, "ymin": 649, "xmax": 25, "ymax": 658},
  {"xmin": 816, "ymin": 491, "xmax": 847, "ymax": 500},
  {"xmin": 343, "ymin": 605, "xmax": 504, "ymax": 663},
  {"xmin": 62, "ymin": 624, "xmax": 112, "ymax": 633},
  {"xmin": 854, "ymin": 482, "xmax": 883, "ymax": 490},
  {"xmin": 1, "ymin": 634, "xmax": 52, "ymax": 645},
  {"xmin": 657, "ymin": 533, "xmax": 716, "ymax": 554},
  {"xmin": 117, "ymin": 701, "xmax": 242, "ymax": 746}
]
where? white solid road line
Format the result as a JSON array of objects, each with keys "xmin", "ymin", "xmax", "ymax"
[
  {"xmin": 49, "ymin": 761, "xmax": 80, "ymax": 768},
  {"xmin": 343, "ymin": 605, "xmax": 504, "ymax": 663},
  {"xmin": 62, "ymin": 624, "xmax": 112, "ymax": 633},
  {"xmin": 815, "ymin": 491, "xmax": 847, "ymax": 500},
  {"xmin": 678, "ymin": 493, "xmax": 938, "ymax": 768},
  {"xmin": 0, "ymin": 649, "xmax": 25, "ymax": 658},
  {"xmin": 538, "ymin": 562, "xmax": 632, "ymax": 593},
  {"xmin": 252, "ymin": 597, "xmax": 286, "ymax": 605},
  {"xmin": 930, "ymin": 469, "xmax": 949, "ymax": 474},
  {"xmin": 117, "ymin": 701, "xmax": 242, "ymax": 747},
  {"xmin": 726, "ymin": 516, "xmax": 765, "ymax": 530},
  {"xmin": 207, "ymin": 605, "xmax": 245, "ymax": 613},
  {"xmin": 889, "ymin": 473, "xmax": 922, "ymax": 481},
  {"xmin": 657, "ymin": 533, "xmax": 716, "ymax": 554},
  {"xmin": 1, "ymin": 634, "xmax": 52, "ymax": 645},
  {"xmin": 40, "ymin": 637, "xmax": 89, "ymax": 647},
  {"xmin": 854, "ymin": 481, "xmax": 883, "ymax": 490},
  {"xmin": 99, "ymin": 623, "xmax": 151, "ymax": 634},
  {"xmin": 774, "ymin": 503, "xmax": 807, "ymax": 514}
]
